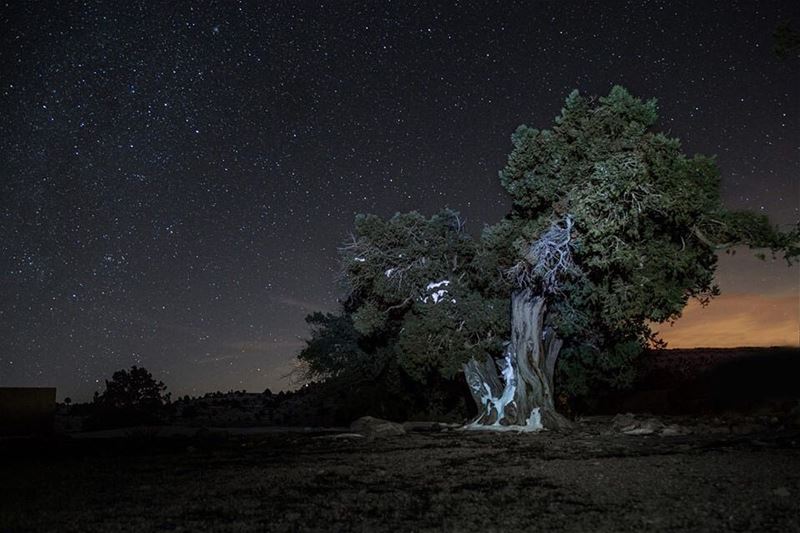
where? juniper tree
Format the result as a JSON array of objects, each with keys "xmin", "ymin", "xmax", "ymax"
[
  {"xmin": 466, "ymin": 86, "xmax": 797, "ymax": 429},
  {"xmin": 300, "ymin": 87, "xmax": 797, "ymax": 429}
]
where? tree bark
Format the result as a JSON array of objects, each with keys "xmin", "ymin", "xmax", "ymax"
[{"xmin": 464, "ymin": 288, "xmax": 571, "ymax": 431}]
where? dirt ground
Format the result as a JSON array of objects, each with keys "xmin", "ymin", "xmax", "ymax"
[{"xmin": 1, "ymin": 418, "xmax": 799, "ymax": 532}]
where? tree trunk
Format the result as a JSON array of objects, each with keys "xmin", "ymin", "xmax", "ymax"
[{"xmin": 464, "ymin": 288, "xmax": 571, "ymax": 431}]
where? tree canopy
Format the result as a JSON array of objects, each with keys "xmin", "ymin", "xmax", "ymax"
[
  {"xmin": 298, "ymin": 86, "xmax": 797, "ymax": 410},
  {"xmin": 299, "ymin": 209, "xmax": 508, "ymax": 408}
]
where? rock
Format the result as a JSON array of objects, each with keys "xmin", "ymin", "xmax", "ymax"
[
  {"xmin": 786, "ymin": 402, "xmax": 800, "ymax": 428},
  {"xmin": 612, "ymin": 413, "xmax": 637, "ymax": 430},
  {"xmin": 731, "ymin": 423, "xmax": 763, "ymax": 435},
  {"xmin": 312, "ymin": 433, "xmax": 366, "ymax": 440},
  {"xmin": 660, "ymin": 424, "xmax": 691, "ymax": 437},
  {"xmin": 621, "ymin": 417, "xmax": 664, "ymax": 436},
  {"xmin": 773, "ymin": 487, "xmax": 791, "ymax": 497},
  {"xmin": 612, "ymin": 414, "xmax": 665, "ymax": 435},
  {"xmin": 708, "ymin": 425, "xmax": 731, "ymax": 435},
  {"xmin": 623, "ymin": 426, "xmax": 653, "ymax": 435},
  {"xmin": 350, "ymin": 416, "xmax": 406, "ymax": 438}
]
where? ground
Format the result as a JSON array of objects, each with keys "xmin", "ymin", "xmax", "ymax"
[{"xmin": 2, "ymin": 418, "xmax": 798, "ymax": 532}]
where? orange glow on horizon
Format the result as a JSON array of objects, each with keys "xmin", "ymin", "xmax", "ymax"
[{"xmin": 656, "ymin": 292, "xmax": 800, "ymax": 348}]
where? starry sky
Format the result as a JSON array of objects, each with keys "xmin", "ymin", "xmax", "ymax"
[{"xmin": 1, "ymin": 1, "xmax": 798, "ymax": 401}]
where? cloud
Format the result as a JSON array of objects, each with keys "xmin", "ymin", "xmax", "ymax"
[
  {"xmin": 226, "ymin": 339, "xmax": 306, "ymax": 353},
  {"xmin": 267, "ymin": 295, "xmax": 332, "ymax": 313},
  {"xmin": 656, "ymin": 292, "xmax": 799, "ymax": 348},
  {"xmin": 195, "ymin": 354, "xmax": 241, "ymax": 364},
  {"xmin": 195, "ymin": 338, "xmax": 305, "ymax": 364}
]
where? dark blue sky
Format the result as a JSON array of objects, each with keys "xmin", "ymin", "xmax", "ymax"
[{"xmin": 1, "ymin": 0, "xmax": 797, "ymax": 400}]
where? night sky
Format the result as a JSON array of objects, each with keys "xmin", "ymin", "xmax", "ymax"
[{"xmin": 2, "ymin": 1, "xmax": 798, "ymax": 401}]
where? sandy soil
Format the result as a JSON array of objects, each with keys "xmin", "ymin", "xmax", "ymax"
[{"xmin": 2, "ymin": 418, "xmax": 799, "ymax": 532}]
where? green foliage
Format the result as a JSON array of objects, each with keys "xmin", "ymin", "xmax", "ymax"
[
  {"xmin": 352, "ymin": 302, "xmax": 386, "ymax": 336},
  {"xmin": 341, "ymin": 209, "xmax": 476, "ymax": 303},
  {"xmin": 337, "ymin": 208, "xmax": 510, "ymax": 381},
  {"xmin": 298, "ymin": 312, "xmax": 373, "ymax": 379},
  {"xmin": 397, "ymin": 292, "xmax": 508, "ymax": 381},
  {"xmin": 557, "ymin": 341, "xmax": 642, "ymax": 400},
  {"xmin": 297, "ymin": 209, "xmax": 503, "ymax": 415}
]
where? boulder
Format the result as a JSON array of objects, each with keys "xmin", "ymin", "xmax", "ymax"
[
  {"xmin": 312, "ymin": 433, "xmax": 366, "ymax": 441},
  {"xmin": 697, "ymin": 423, "xmax": 731, "ymax": 435},
  {"xmin": 611, "ymin": 413, "xmax": 637, "ymax": 431},
  {"xmin": 350, "ymin": 416, "xmax": 406, "ymax": 438},
  {"xmin": 786, "ymin": 402, "xmax": 800, "ymax": 428},
  {"xmin": 773, "ymin": 487, "xmax": 791, "ymax": 497},
  {"xmin": 620, "ymin": 417, "xmax": 665, "ymax": 436},
  {"xmin": 660, "ymin": 424, "xmax": 691, "ymax": 437},
  {"xmin": 731, "ymin": 423, "xmax": 764, "ymax": 435}
]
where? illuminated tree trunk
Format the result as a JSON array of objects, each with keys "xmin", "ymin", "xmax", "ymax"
[
  {"xmin": 464, "ymin": 216, "xmax": 576, "ymax": 431},
  {"xmin": 464, "ymin": 288, "xmax": 571, "ymax": 431}
]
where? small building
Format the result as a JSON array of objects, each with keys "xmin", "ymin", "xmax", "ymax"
[{"xmin": 0, "ymin": 387, "xmax": 57, "ymax": 436}]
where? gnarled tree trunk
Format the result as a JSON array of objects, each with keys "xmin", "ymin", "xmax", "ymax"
[{"xmin": 464, "ymin": 288, "xmax": 571, "ymax": 431}]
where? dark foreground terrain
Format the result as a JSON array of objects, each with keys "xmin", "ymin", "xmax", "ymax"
[{"xmin": 2, "ymin": 416, "xmax": 799, "ymax": 532}]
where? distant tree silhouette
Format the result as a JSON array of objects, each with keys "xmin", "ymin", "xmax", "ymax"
[
  {"xmin": 774, "ymin": 20, "xmax": 800, "ymax": 60},
  {"xmin": 94, "ymin": 366, "xmax": 170, "ymax": 409},
  {"xmin": 89, "ymin": 366, "xmax": 170, "ymax": 428}
]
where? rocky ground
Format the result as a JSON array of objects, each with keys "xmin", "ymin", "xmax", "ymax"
[{"xmin": 2, "ymin": 414, "xmax": 799, "ymax": 532}]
